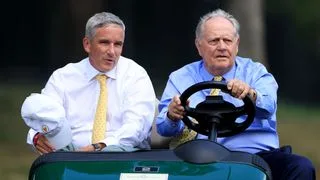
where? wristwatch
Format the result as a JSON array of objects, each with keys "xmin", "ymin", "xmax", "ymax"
[{"xmin": 92, "ymin": 143, "xmax": 102, "ymax": 151}]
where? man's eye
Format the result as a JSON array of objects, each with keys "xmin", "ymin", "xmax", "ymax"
[
  {"xmin": 114, "ymin": 42, "xmax": 123, "ymax": 47},
  {"xmin": 100, "ymin": 40, "xmax": 110, "ymax": 45},
  {"xmin": 209, "ymin": 39, "xmax": 219, "ymax": 45}
]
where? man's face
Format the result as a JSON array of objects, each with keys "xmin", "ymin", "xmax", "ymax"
[
  {"xmin": 83, "ymin": 24, "xmax": 124, "ymax": 72},
  {"xmin": 196, "ymin": 17, "xmax": 239, "ymax": 75}
]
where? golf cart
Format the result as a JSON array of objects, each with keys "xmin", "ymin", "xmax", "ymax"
[{"xmin": 28, "ymin": 81, "xmax": 272, "ymax": 180}]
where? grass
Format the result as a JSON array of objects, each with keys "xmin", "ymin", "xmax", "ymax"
[
  {"xmin": 277, "ymin": 102, "xmax": 320, "ymax": 177},
  {"xmin": 0, "ymin": 82, "xmax": 319, "ymax": 179},
  {"xmin": 0, "ymin": 82, "xmax": 42, "ymax": 179}
]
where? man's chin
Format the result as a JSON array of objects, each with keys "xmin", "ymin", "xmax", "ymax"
[{"xmin": 98, "ymin": 64, "xmax": 114, "ymax": 72}]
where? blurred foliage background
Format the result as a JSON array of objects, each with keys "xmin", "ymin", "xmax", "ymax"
[{"xmin": 0, "ymin": 0, "xmax": 319, "ymax": 179}]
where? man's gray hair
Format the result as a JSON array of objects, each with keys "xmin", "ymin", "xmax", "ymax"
[
  {"xmin": 85, "ymin": 12, "xmax": 125, "ymax": 40},
  {"xmin": 195, "ymin": 9, "xmax": 240, "ymax": 39}
]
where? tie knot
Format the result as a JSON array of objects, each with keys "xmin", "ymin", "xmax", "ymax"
[
  {"xmin": 96, "ymin": 74, "xmax": 107, "ymax": 83},
  {"xmin": 213, "ymin": 76, "xmax": 223, "ymax": 82}
]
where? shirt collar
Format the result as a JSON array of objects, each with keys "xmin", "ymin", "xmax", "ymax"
[
  {"xmin": 84, "ymin": 57, "xmax": 117, "ymax": 81},
  {"xmin": 222, "ymin": 62, "xmax": 236, "ymax": 82},
  {"xmin": 199, "ymin": 60, "xmax": 236, "ymax": 82}
]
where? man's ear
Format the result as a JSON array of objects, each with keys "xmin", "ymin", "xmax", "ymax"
[
  {"xmin": 236, "ymin": 36, "xmax": 240, "ymax": 54},
  {"xmin": 83, "ymin": 37, "xmax": 90, "ymax": 53},
  {"xmin": 195, "ymin": 39, "xmax": 202, "ymax": 57}
]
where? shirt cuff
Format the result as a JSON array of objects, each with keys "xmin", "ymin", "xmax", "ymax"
[
  {"xmin": 165, "ymin": 112, "xmax": 181, "ymax": 128},
  {"xmin": 103, "ymin": 137, "xmax": 119, "ymax": 147},
  {"xmin": 27, "ymin": 129, "xmax": 38, "ymax": 145}
]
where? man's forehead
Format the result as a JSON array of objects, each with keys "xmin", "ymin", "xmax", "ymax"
[
  {"xmin": 94, "ymin": 25, "xmax": 124, "ymax": 39},
  {"xmin": 203, "ymin": 17, "xmax": 236, "ymax": 36},
  {"xmin": 205, "ymin": 17, "xmax": 234, "ymax": 29}
]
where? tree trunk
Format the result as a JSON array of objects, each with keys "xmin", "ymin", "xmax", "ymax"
[
  {"xmin": 47, "ymin": 0, "xmax": 105, "ymax": 68},
  {"xmin": 225, "ymin": 0, "xmax": 268, "ymax": 67}
]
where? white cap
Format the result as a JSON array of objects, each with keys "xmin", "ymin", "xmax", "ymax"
[{"xmin": 21, "ymin": 93, "xmax": 72, "ymax": 150}]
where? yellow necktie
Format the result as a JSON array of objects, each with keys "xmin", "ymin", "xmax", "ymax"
[
  {"xmin": 169, "ymin": 125, "xmax": 197, "ymax": 149},
  {"xmin": 210, "ymin": 76, "xmax": 223, "ymax": 96},
  {"xmin": 92, "ymin": 74, "xmax": 108, "ymax": 144}
]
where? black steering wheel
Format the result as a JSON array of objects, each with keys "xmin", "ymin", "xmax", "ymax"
[{"xmin": 179, "ymin": 81, "xmax": 255, "ymax": 138}]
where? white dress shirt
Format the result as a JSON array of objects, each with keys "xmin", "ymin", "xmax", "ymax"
[{"xmin": 27, "ymin": 56, "xmax": 156, "ymax": 149}]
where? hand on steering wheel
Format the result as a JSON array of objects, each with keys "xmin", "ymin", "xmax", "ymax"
[{"xmin": 179, "ymin": 81, "xmax": 255, "ymax": 137}]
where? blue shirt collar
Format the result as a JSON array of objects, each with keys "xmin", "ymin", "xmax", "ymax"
[{"xmin": 199, "ymin": 60, "xmax": 236, "ymax": 82}]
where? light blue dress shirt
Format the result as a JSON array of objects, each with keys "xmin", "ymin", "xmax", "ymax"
[{"xmin": 156, "ymin": 56, "xmax": 279, "ymax": 154}]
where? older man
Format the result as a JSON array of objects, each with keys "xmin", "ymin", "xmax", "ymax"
[{"xmin": 156, "ymin": 9, "xmax": 315, "ymax": 180}]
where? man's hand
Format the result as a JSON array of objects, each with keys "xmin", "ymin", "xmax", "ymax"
[
  {"xmin": 34, "ymin": 133, "xmax": 55, "ymax": 154},
  {"xmin": 77, "ymin": 143, "xmax": 106, "ymax": 152},
  {"xmin": 167, "ymin": 95, "xmax": 188, "ymax": 121},
  {"xmin": 227, "ymin": 79, "xmax": 256, "ymax": 101},
  {"xmin": 77, "ymin": 145, "xmax": 95, "ymax": 152}
]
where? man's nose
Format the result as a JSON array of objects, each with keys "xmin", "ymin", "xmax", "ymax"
[
  {"xmin": 107, "ymin": 44, "xmax": 115, "ymax": 56},
  {"xmin": 217, "ymin": 40, "xmax": 227, "ymax": 49}
]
